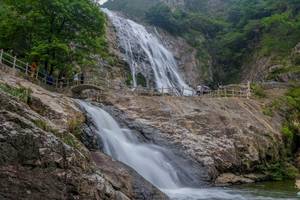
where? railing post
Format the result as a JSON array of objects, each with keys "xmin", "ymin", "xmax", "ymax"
[
  {"xmin": 247, "ymin": 81, "xmax": 251, "ymax": 99},
  {"xmin": 13, "ymin": 56, "xmax": 17, "ymax": 71},
  {"xmin": 0, "ymin": 49, "xmax": 3, "ymax": 64},
  {"xmin": 36, "ymin": 68, "xmax": 39, "ymax": 80},
  {"xmin": 25, "ymin": 63, "xmax": 29, "ymax": 76}
]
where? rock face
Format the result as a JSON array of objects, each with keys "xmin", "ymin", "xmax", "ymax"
[
  {"xmin": 154, "ymin": 28, "xmax": 213, "ymax": 86},
  {"xmin": 105, "ymin": 93, "xmax": 284, "ymax": 182},
  {"xmin": 242, "ymin": 42, "xmax": 300, "ymax": 82},
  {"xmin": 0, "ymin": 91, "xmax": 130, "ymax": 200},
  {"xmin": 0, "ymin": 71, "xmax": 168, "ymax": 200},
  {"xmin": 91, "ymin": 152, "xmax": 168, "ymax": 200}
]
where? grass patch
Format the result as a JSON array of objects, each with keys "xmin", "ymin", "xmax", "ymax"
[
  {"xmin": 34, "ymin": 118, "xmax": 84, "ymax": 151},
  {"xmin": 0, "ymin": 83, "xmax": 31, "ymax": 103},
  {"xmin": 68, "ymin": 116, "xmax": 85, "ymax": 140},
  {"xmin": 33, "ymin": 119, "xmax": 52, "ymax": 132}
]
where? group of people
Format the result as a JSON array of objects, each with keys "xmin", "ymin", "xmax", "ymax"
[
  {"xmin": 73, "ymin": 72, "xmax": 85, "ymax": 84},
  {"xmin": 29, "ymin": 62, "xmax": 85, "ymax": 87}
]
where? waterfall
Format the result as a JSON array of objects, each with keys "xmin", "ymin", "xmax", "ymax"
[
  {"xmin": 102, "ymin": 8, "xmax": 192, "ymax": 94},
  {"xmin": 78, "ymin": 101, "xmax": 292, "ymax": 200}
]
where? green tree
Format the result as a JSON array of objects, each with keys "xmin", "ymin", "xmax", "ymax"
[{"xmin": 0, "ymin": 0, "xmax": 106, "ymax": 77}]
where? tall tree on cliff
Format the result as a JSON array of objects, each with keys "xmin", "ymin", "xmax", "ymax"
[{"xmin": 0, "ymin": 0, "xmax": 106, "ymax": 76}]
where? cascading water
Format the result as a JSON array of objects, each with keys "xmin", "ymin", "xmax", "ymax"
[
  {"xmin": 102, "ymin": 8, "xmax": 192, "ymax": 94},
  {"xmin": 79, "ymin": 101, "xmax": 297, "ymax": 200}
]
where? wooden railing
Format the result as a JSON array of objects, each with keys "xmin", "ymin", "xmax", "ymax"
[
  {"xmin": 0, "ymin": 49, "xmax": 109, "ymax": 90},
  {"xmin": 127, "ymin": 84, "xmax": 251, "ymax": 98},
  {"xmin": 0, "ymin": 49, "xmax": 251, "ymax": 98}
]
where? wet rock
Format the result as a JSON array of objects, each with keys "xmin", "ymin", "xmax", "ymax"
[
  {"xmin": 78, "ymin": 102, "xmax": 170, "ymax": 199},
  {"xmin": 91, "ymin": 151, "xmax": 169, "ymax": 200},
  {"xmin": 99, "ymin": 105, "xmax": 211, "ymax": 185},
  {"xmin": 215, "ymin": 173, "xmax": 254, "ymax": 186}
]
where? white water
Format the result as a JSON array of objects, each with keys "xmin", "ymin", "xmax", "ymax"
[
  {"xmin": 79, "ymin": 101, "xmax": 298, "ymax": 200},
  {"xmin": 102, "ymin": 8, "xmax": 192, "ymax": 94}
]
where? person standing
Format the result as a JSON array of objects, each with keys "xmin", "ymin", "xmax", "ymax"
[
  {"xmin": 74, "ymin": 72, "xmax": 79, "ymax": 85},
  {"xmin": 80, "ymin": 73, "xmax": 85, "ymax": 84},
  {"xmin": 30, "ymin": 62, "xmax": 38, "ymax": 78}
]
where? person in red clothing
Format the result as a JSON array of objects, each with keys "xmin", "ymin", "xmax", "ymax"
[{"xmin": 30, "ymin": 62, "xmax": 38, "ymax": 78}]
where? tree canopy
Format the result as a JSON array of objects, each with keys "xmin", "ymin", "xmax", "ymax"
[{"xmin": 0, "ymin": 0, "xmax": 106, "ymax": 77}]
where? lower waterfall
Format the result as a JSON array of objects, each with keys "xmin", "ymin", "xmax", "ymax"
[{"xmin": 79, "ymin": 101, "xmax": 298, "ymax": 200}]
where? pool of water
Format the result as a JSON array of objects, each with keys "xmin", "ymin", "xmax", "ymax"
[
  {"xmin": 163, "ymin": 181, "xmax": 299, "ymax": 200},
  {"xmin": 233, "ymin": 180, "xmax": 299, "ymax": 199}
]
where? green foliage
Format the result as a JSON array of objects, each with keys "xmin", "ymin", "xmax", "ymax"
[
  {"xmin": 262, "ymin": 106, "xmax": 274, "ymax": 117},
  {"xmin": 0, "ymin": 83, "xmax": 31, "ymax": 103},
  {"xmin": 268, "ymin": 66, "xmax": 300, "ymax": 80},
  {"xmin": 282, "ymin": 124, "xmax": 294, "ymax": 140},
  {"xmin": 136, "ymin": 73, "xmax": 147, "ymax": 87},
  {"xmin": 259, "ymin": 162, "xmax": 299, "ymax": 181},
  {"xmin": 251, "ymin": 84, "xmax": 267, "ymax": 98},
  {"xmin": 125, "ymin": 73, "xmax": 133, "ymax": 86},
  {"xmin": 265, "ymin": 87, "xmax": 300, "ymax": 150},
  {"xmin": 0, "ymin": 0, "xmax": 107, "ymax": 78},
  {"xmin": 282, "ymin": 87, "xmax": 300, "ymax": 145}
]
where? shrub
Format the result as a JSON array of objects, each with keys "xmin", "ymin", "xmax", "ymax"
[
  {"xmin": 251, "ymin": 84, "xmax": 267, "ymax": 98},
  {"xmin": 259, "ymin": 162, "xmax": 299, "ymax": 181},
  {"xmin": 262, "ymin": 106, "xmax": 274, "ymax": 117},
  {"xmin": 281, "ymin": 124, "xmax": 294, "ymax": 140}
]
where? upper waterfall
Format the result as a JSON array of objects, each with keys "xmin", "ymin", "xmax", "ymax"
[{"xmin": 102, "ymin": 8, "xmax": 192, "ymax": 94}]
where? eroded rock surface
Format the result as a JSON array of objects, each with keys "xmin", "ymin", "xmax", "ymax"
[{"xmin": 105, "ymin": 94, "xmax": 284, "ymax": 182}]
